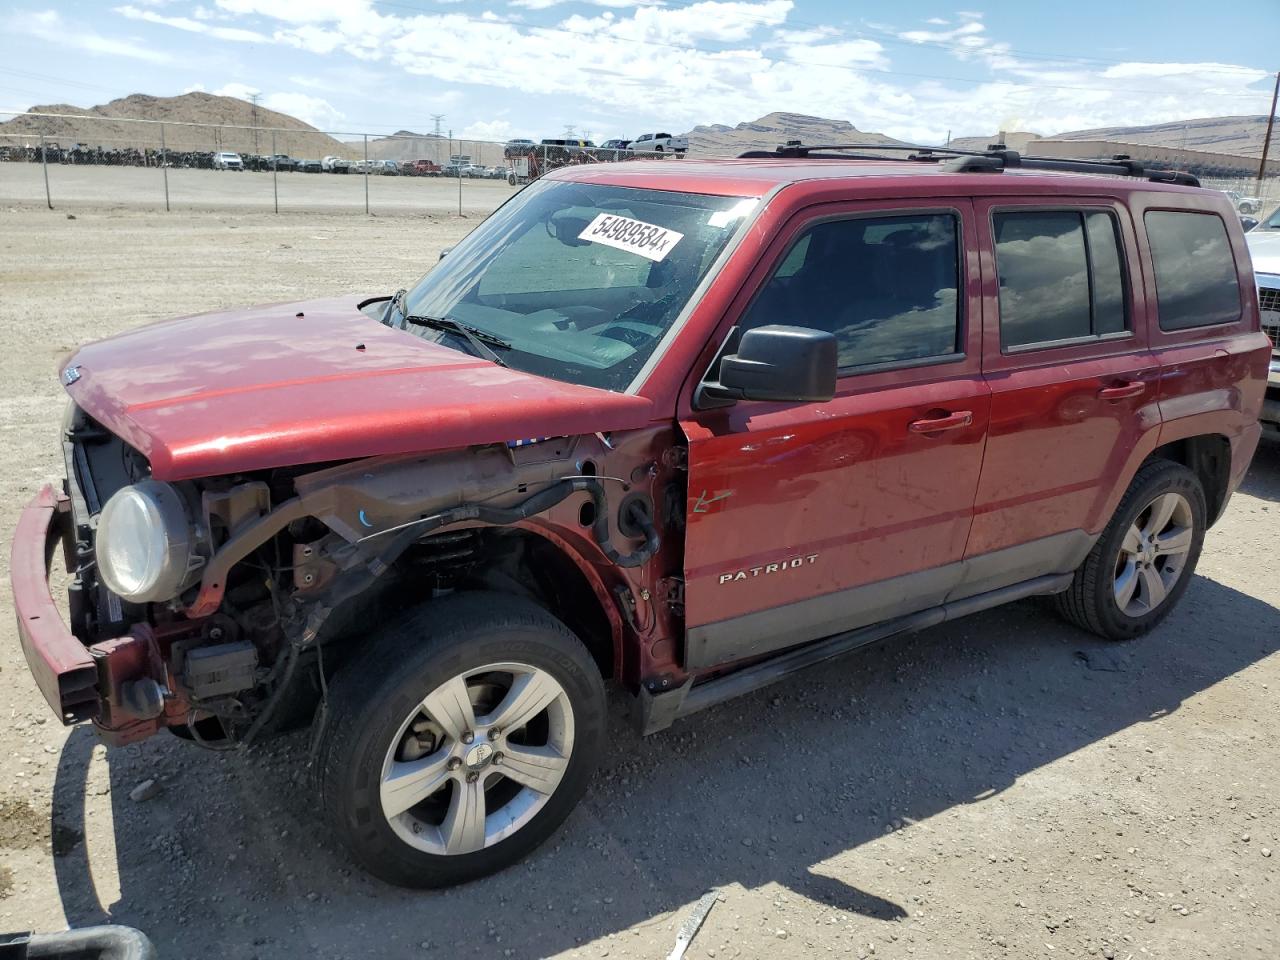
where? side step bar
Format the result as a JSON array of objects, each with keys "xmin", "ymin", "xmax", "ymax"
[{"xmin": 637, "ymin": 572, "xmax": 1072, "ymax": 734}]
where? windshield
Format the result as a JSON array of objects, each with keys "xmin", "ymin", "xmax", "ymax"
[{"xmin": 396, "ymin": 179, "xmax": 755, "ymax": 391}]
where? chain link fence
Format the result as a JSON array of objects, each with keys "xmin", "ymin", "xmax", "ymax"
[{"xmin": 0, "ymin": 111, "xmax": 689, "ymax": 216}]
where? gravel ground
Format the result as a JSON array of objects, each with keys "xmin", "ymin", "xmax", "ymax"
[{"xmin": 0, "ymin": 202, "xmax": 1277, "ymax": 960}]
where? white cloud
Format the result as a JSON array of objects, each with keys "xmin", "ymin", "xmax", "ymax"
[
  {"xmin": 182, "ymin": 82, "xmax": 206, "ymax": 93},
  {"xmin": 9, "ymin": 8, "xmax": 173, "ymax": 63},
  {"xmin": 457, "ymin": 119, "xmax": 515, "ymax": 140},
  {"xmin": 511, "ymin": 0, "xmax": 653, "ymax": 8},
  {"xmin": 88, "ymin": 1, "xmax": 1275, "ymax": 146},
  {"xmin": 115, "ymin": 4, "xmax": 269, "ymax": 42},
  {"xmin": 212, "ymin": 81, "xmax": 260, "ymax": 100},
  {"xmin": 262, "ymin": 92, "xmax": 344, "ymax": 130}
]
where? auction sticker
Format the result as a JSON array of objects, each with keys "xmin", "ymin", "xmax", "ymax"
[{"xmin": 578, "ymin": 213, "xmax": 684, "ymax": 262}]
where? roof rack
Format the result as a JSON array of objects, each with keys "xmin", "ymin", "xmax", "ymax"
[{"xmin": 739, "ymin": 141, "xmax": 1201, "ymax": 187}]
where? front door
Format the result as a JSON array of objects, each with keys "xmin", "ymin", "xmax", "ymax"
[{"xmin": 679, "ymin": 199, "xmax": 991, "ymax": 671}]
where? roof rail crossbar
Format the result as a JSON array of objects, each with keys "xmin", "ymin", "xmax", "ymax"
[{"xmin": 745, "ymin": 140, "xmax": 1201, "ymax": 187}]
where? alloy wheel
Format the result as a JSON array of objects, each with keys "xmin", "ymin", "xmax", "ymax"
[
  {"xmin": 1113, "ymin": 491, "xmax": 1194, "ymax": 618},
  {"xmin": 379, "ymin": 662, "xmax": 575, "ymax": 856}
]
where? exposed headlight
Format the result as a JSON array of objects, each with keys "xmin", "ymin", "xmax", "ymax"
[{"xmin": 97, "ymin": 480, "xmax": 198, "ymax": 603}]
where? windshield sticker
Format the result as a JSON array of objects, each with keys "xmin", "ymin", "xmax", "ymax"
[{"xmin": 578, "ymin": 213, "xmax": 684, "ymax": 262}]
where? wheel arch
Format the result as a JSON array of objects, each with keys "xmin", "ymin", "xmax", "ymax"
[
  {"xmin": 1143, "ymin": 433, "xmax": 1232, "ymax": 525},
  {"xmin": 461, "ymin": 524, "xmax": 623, "ymax": 683}
]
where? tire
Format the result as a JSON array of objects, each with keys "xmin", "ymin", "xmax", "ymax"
[
  {"xmin": 316, "ymin": 591, "xmax": 606, "ymax": 888},
  {"xmin": 1054, "ymin": 459, "xmax": 1206, "ymax": 641}
]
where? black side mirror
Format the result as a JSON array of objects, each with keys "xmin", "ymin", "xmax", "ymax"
[
  {"xmin": 439, "ymin": 247, "xmax": 453, "ymax": 260},
  {"xmin": 697, "ymin": 325, "xmax": 837, "ymax": 408}
]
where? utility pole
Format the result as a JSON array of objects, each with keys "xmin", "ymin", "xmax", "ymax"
[
  {"xmin": 248, "ymin": 92, "xmax": 262, "ymax": 154},
  {"xmin": 564, "ymin": 124, "xmax": 576, "ymax": 139},
  {"xmin": 431, "ymin": 114, "xmax": 445, "ymax": 138},
  {"xmin": 1258, "ymin": 71, "xmax": 1279, "ymax": 192}
]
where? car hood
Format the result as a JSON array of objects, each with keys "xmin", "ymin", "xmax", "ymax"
[
  {"xmin": 1247, "ymin": 231, "xmax": 1280, "ymax": 277},
  {"xmin": 61, "ymin": 296, "xmax": 654, "ymax": 481}
]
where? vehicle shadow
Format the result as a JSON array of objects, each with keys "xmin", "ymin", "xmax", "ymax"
[{"xmin": 50, "ymin": 573, "xmax": 1279, "ymax": 959}]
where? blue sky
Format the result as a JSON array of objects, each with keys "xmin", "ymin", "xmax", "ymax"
[{"xmin": 1, "ymin": 0, "xmax": 1277, "ymax": 144}]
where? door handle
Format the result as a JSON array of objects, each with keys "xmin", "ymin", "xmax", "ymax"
[
  {"xmin": 908, "ymin": 410, "xmax": 973, "ymax": 434},
  {"xmin": 1097, "ymin": 381, "xmax": 1146, "ymax": 401}
]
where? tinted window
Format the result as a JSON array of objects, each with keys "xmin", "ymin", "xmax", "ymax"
[
  {"xmin": 1085, "ymin": 213, "xmax": 1127, "ymax": 335},
  {"xmin": 1145, "ymin": 211, "xmax": 1241, "ymax": 329},
  {"xmin": 741, "ymin": 213, "xmax": 960, "ymax": 369},
  {"xmin": 994, "ymin": 210, "xmax": 1129, "ymax": 348}
]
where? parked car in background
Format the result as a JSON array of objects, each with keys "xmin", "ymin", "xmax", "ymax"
[
  {"xmin": 404, "ymin": 159, "xmax": 442, "ymax": 177},
  {"xmin": 377, "ymin": 160, "xmax": 400, "ymax": 176},
  {"xmin": 299, "ymin": 158, "xmax": 322, "ymax": 173},
  {"xmin": 504, "ymin": 138, "xmax": 535, "ymax": 154},
  {"xmin": 11, "ymin": 147, "xmax": 1267, "ymax": 892},
  {"xmin": 212, "ymin": 151, "xmax": 243, "ymax": 171},
  {"xmin": 460, "ymin": 163, "xmax": 488, "ymax": 178},
  {"xmin": 600, "ymin": 139, "xmax": 632, "ymax": 150},
  {"xmin": 322, "ymin": 156, "xmax": 351, "ymax": 174},
  {"xmin": 1224, "ymin": 190, "xmax": 1263, "ymax": 215},
  {"xmin": 1245, "ymin": 230, "xmax": 1280, "ymax": 439},
  {"xmin": 631, "ymin": 132, "xmax": 688, "ymax": 154},
  {"xmin": 270, "ymin": 154, "xmax": 297, "ymax": 172}
]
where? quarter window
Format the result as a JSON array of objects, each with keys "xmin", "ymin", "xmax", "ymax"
[
  {"xmin": 1145, "ymin": 211, "xmax": 1241, "ymax": 330},
  {"xmin": 740, "ymin": 213, "xmax": 961, "ymax": 370},
  {"xmin": 993, "ymin": 210, "xmax": 1129, "ymax": 349}
]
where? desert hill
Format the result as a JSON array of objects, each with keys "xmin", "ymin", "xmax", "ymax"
[
  {"xmin": 0, "ymin": 93, "xmax": 350, "ymax": 158},
  {"xmin": 684, "ymin": 111, "xmax": 909, "ymax": 157}
]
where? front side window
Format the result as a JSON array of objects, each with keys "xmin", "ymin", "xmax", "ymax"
[
  {"xmin": 740, "ymin": 212, "xmax": 961, "ymax": 370},
  {"xmin": 993, "ymin": 209, "xmax": 1129, "ymax": 349},
  {"xmin": 1145, "ymin": 211, "xmax": 1241, "ymax": 330},
  {"xmin": 398, "ymin": 180, "xmax": 754, "ymax": 391}
]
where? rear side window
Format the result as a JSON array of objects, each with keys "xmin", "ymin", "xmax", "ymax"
[
  {"xmin": 993, "ymin": 210, "xmax": 1129, "ymax": 349},
  {"xmin": 740, "ymin": 212, "xmax": 961, "ymax": 370},
  {"xmin": 1145, "ymin": 211, "xmax": 1241, "ymax": 330}
]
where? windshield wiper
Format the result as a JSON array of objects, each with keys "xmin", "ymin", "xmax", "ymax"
[{"xmin": 404, "ymin": 314, "xmax": 511, "ymax": 367}]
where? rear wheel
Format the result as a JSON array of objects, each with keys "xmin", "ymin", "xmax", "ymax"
[
  {"xmin": 316, "ymin": 592, "xmax": 606, "ymax": 887},
  {"xmin": 1054, "ymin": 460, "xmax": 1206, "ymax": 640}
]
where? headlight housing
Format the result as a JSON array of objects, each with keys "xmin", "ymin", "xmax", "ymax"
[{"xmin": 97, "ymin": 480, "xmax": 199, "ymax": 603}]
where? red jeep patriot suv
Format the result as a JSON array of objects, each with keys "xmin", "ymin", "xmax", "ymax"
[{"xmin": 11, "ymin": 145, "xmax": 1269, "ymax": 887}]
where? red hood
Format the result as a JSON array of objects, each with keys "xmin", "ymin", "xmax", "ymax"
[{"xmin": 62, "ymin": 296, "xmax": 654, "ymax": 481}]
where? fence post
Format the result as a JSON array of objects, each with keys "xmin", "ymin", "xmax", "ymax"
[
  {"xmin": 272, "ymin": 130, "xmax": 278, "ymax": 215},
  {"xmin": 364, "ymin": 134, "xmax": 369, "ymax": 216},
  {"xmin": 458, "ymin": 140, "xmax": 463, "ymax": 217},
  {"xmin": 39, "ymin": 133, "xmax": 52, "ymax": 209},
  {"xmin": 160, "ymin": 123, "xmax": 170, "ymax": 212}
]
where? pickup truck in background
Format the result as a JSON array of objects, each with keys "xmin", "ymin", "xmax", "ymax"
[{"xmin": 631, "ymin": 132, "xmax": 688, "ymax": 154}]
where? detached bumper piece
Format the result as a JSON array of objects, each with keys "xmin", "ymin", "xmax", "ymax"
[
  {"xmin": 11, "ymin": 485, "xmax": 98, "ymax": 723},
  {"xmin": 0, "ymin": 925, "xmax": 156, "ymax": 960}
]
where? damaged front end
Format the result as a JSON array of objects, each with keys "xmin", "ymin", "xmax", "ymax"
[{"xmin": 15, "ymin": 405, "xmax": 680, "ymax": 748}]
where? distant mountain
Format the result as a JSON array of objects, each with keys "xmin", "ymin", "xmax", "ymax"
[
  {"xmin": 1047, "ymin": 115, "xmax": 1272, "ymax": 157},
  {"xmin": 683, "ymin": 111, "xmax": 909, "ymax": 157},
  {"xmin": 0, "ymin": 93, "xmax": 349, "ymax": 157},
  {"xmin": 949, "ymin": 116, "xmax": 1273, "ymax": 158}
]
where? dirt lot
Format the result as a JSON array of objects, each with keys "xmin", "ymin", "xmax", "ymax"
[
  {"xmin": 0, "ymin": 201, "xmax": 1277, "ymax": 960},
  {"xmin": 0, "ymin": 162, "xmax": 519, "ymax": 215}
]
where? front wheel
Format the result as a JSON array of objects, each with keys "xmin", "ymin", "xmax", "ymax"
[
  {"xmin": 1054, "ymin": 459, "xmax": 1206, "ymax": 640},
  {"xmin": 316, "ymin": 592, "xmax": 606, "ymax": 887}
]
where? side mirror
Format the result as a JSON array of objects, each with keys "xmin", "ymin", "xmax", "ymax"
[
  {"xmin": 697, "ymin": 325, "xmax": 837, "ymax": 407},
  {"xmin": 439, "ymin": 247, "xmax": 453, "ymax": 261}
]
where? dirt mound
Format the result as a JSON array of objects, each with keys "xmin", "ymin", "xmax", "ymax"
[{"xmin": 0, "ymin": 92, "xmax": 351, "ymax": 158}]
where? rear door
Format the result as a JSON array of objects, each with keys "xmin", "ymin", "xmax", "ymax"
[
  {"xmin": 965, "ymin": 198, "xmax": 1162, "ymax": 590},
  {"xmin": 679, "ymin": 198, "xmax": 991, "ymax": 670}
]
